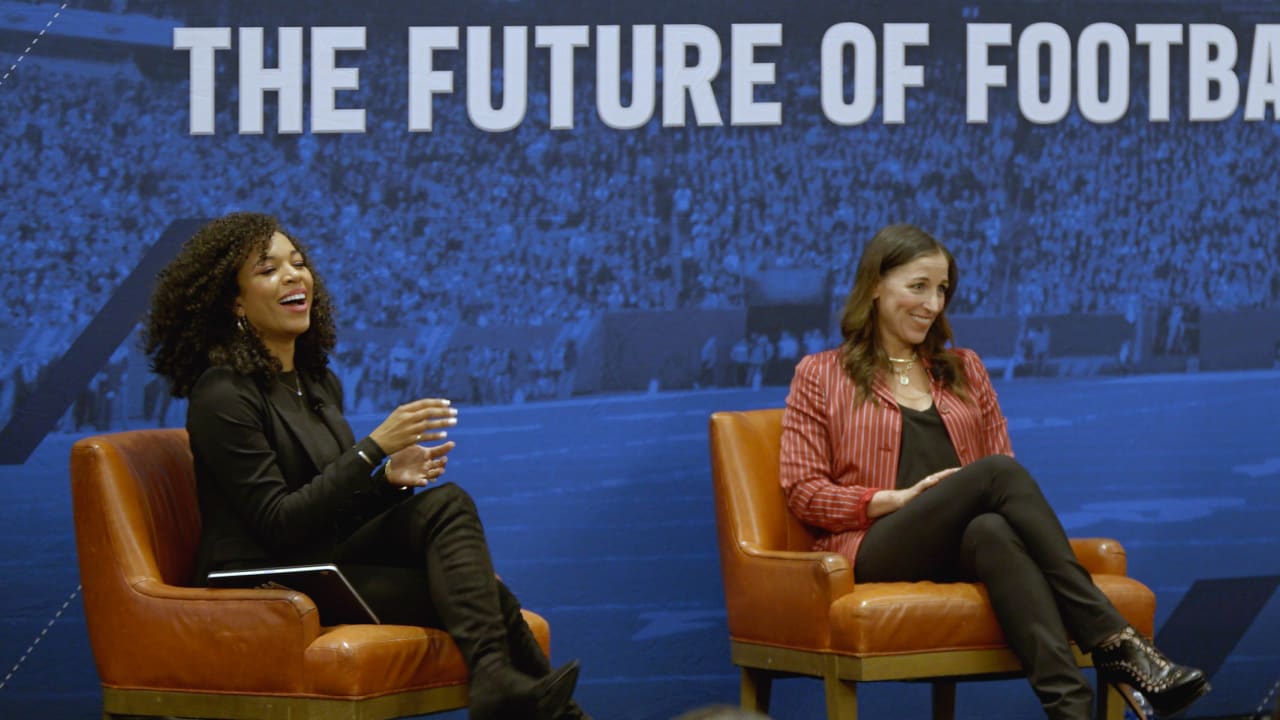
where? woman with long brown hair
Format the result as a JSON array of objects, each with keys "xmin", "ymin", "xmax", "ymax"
[{"xmin": 779, "ymin": 223, "xmax": 1207, "ymax": 719}]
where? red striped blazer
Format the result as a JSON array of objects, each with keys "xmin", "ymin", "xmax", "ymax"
[{"xmin": 779, "ymin": 347, "xmax": 1013, "ymax": 568}]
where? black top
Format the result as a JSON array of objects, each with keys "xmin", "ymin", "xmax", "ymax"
[
  {"xmin": 276, "ymin": 371, "xmax": 343, "ymax": 463},
  {"xmin": 896, "ymin": 403, "xmax": 962, "ymax": 490}
]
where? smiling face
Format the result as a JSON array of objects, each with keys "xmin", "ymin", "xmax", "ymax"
[
  {"xmin": 873, "ymin": 251, "xmax": 950, "ymax": 359},
  {"xmin": 234, "ymin": 231, "xmax": 313, "ymax": 367}
]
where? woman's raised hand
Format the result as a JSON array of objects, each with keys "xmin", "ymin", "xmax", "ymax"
[
  {"xmin": 369, "ymin": 398, "xmax": 457, "ymax": 455},
  {"xmin": 385, "ymin": 440, "xmax": 456, "ymax": 488}
]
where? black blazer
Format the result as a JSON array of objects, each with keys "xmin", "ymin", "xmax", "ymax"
[{"xmin": 187, "ymin": 366, "xmax": 408, "ymax": 583}]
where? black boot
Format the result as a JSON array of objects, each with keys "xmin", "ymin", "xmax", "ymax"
[
  {"xmin": 468, "ymin": 654, "xmax": 580, "ymax": 720},
  {"xmin": 1093, "ymin": 627, "xmax": 1210, "ymax": 719},
  {"xmin": 418, "ymin": 485, "xmax": 579, "ymax": 720},
  {"xmin": 497, "ymin": 582, "xmax": 592, "ymax": 719}
]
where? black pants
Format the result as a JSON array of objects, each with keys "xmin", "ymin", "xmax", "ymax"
[
  {"xmin": 855, "ymin": 455, "xmax": 1128, "ymax": 720},
  {"xmin": 331, "ymin": 483, "xmax": 552, "ymax": 678}
]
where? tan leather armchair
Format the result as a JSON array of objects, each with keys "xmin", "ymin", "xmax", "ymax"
[
  {"xmin": 709, "ymin": 409, "xmax": 1157, "ymax": 720},
  {"xmin": 70, "ymin": 429, "xmax": 551, "ymax": 720}
]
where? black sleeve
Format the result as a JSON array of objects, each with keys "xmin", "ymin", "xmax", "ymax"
[{"xmin": 320, "ymin": 367, "xmax": 403, "ymax": 504}]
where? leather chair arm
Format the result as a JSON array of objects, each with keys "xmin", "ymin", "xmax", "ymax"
[
  {"xmin": 737, "ymin": 539, "xmax": 1125, "ymax": 583},
  {"xmin": 130, "ymin": 577, "xmax": 323, "ymax": 639},
  {"xmin": 739, "ymin": 542, "xmax": 854, "ymax": 583},
  {"xmin": 135, "ymin": 577, "xmax": 319, "ymax": 609},
  {"xmin": 90, "ymin": 578, "xmax": 323, "ymax": 692},
  {"xmin": 1070, "ymin": 538, "xmax": 1128, "ymax": 576},
  {"xmin": 723, "ymin": 541, "xmax": 854, "ymax": 648}
]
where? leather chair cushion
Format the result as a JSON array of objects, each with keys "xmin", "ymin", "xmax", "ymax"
[
  {"xmin": 304, "ymin": 612, "xmax": 549, "ymax": 696},
  {"xmin": 828, "ymin": 575, "xmax": 1155, "ymax": 656}
]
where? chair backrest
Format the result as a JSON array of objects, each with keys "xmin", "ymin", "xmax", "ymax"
[
  {"xmin": 70, "ymin": 429, "xmax": 200, "ymax": 680},
  {"xmin": 709, "ymin": 409, "xmax": 818, "ymax": 557}
]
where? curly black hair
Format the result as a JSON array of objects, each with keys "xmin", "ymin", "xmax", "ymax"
[{"xmin": 145, "ymin": 212, "xmax": 338, "ymax": 398}]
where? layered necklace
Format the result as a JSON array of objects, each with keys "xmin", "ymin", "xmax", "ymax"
[{"xmin": 886, "ymin": 353, "xmax": 917, "ymax": 386}]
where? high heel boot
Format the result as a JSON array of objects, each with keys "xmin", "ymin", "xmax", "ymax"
[
  {"xmin": 418, "ymin": 485, "xmax": 579, "ymax": 719},
  {"xmin": 469, "ymin": 653, "xmax": 580, "ymax": 720},
  {"xmin": 1093, "ymin": 627, "xmax": 1210, "ymax": 719},
  {"xmin": 497, "ymin": 582, "xmax": 592, "ymax": 719}
]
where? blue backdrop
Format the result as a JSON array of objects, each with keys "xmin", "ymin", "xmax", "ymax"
[{"xmin": 1, "ymin": 1, "xmax": 1277, "ymax": 718}]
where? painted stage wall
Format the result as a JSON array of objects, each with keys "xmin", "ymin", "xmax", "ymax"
[{"xmin": 1, "ymin": 1, "xmax": 1278, "ymax": 718}]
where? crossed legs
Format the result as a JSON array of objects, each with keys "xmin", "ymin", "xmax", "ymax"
[
  {"xmin": 855, "ymin": 455, "xmax": 1128, "ymax": 720},
  {"xmin": 334, "ymin": 483, "xmax": 582, "ymax": 719}
]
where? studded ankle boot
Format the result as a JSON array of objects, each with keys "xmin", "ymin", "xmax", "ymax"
[{"xmin": 1093, "ymin": 627, "xmax": 1209, "ymax": 719}]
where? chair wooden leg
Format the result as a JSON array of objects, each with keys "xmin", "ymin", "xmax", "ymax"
[
  {"xmin": 823, "ymin": 657, "xmax": 858, "ymax": 720},
  {"xmin": 741, "ymin": 666, "xmax": 773, "ymax": 714},
  {"xmin": 1097, "ymin": 683, "xmax": 1126, "ymax": 720},
  {"xmin": 931, "ymin": 681, "xmax": 956, "ymax": 720}
]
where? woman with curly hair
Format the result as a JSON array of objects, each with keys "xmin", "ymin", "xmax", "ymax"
[
  {"xmin": 146, "ymin": 212, "xmax": 584, "ymax": 720},
  {"xmin": 779, "ymin": 223, "xmax": 1208, "ymax": 720}
]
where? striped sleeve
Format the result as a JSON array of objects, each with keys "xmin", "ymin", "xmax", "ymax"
[{"xmin": 780, "ymin": 353, "xmax": 880, "ymax": 532}]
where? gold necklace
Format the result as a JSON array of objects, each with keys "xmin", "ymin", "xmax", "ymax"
[{"xmin": 886, "ymin": 353, "xmax": 917, "ymax": 386}]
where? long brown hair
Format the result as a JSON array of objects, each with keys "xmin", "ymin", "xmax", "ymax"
[{"xmin": 838, "ymin": 223, "xmax": 969, "ymax": 403}]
